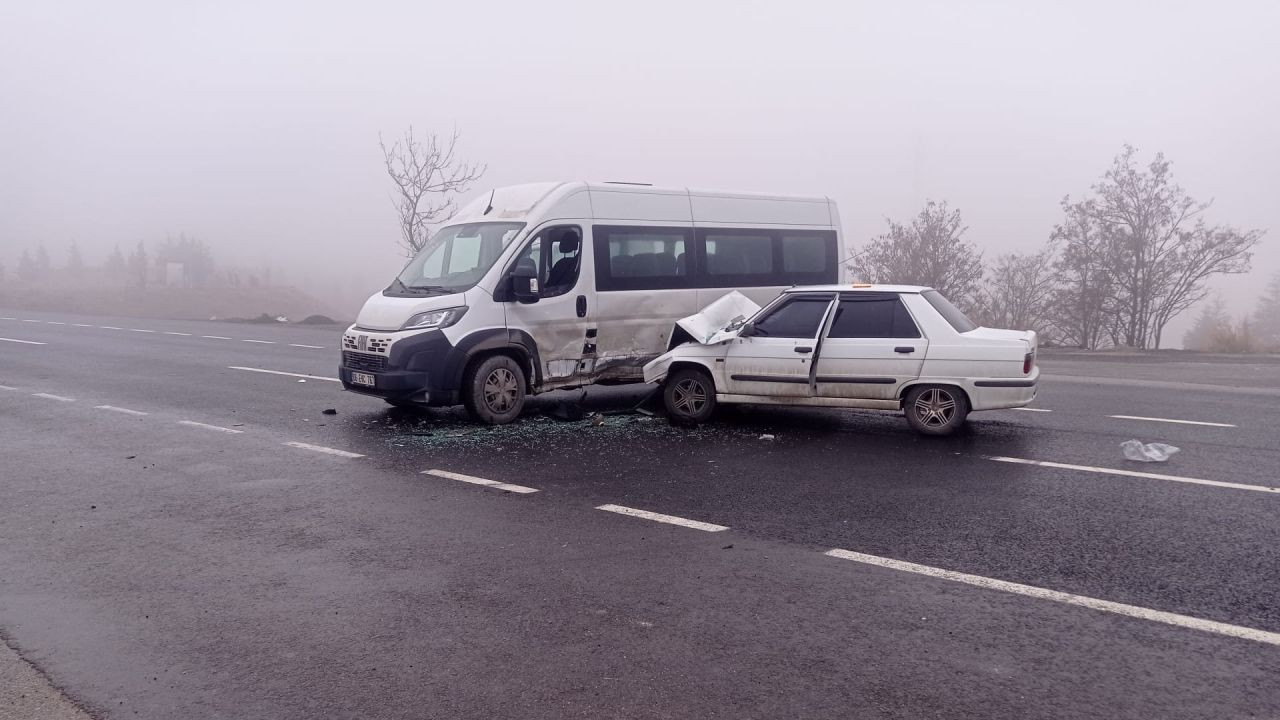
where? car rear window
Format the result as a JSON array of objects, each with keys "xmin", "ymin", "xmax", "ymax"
[{"xmin": 922, "ymin": 290, "xmax": 978, "ymax": 333}]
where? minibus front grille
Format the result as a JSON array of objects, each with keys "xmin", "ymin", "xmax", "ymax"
[{"xmin": 343, "ymin": 352, "xmax": 388, "ymax": 373}]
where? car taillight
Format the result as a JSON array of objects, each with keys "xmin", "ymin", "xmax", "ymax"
[{"xmin": 1023, "ymin": 352, "xmax": 1035, "ymax": 375}]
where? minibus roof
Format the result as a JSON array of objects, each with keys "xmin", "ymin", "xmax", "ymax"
[{"xmin": 450, "ymin": 181, "xmax": 838, "ymax": 228}]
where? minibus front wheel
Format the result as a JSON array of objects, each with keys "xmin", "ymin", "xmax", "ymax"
[{"xmin": 463, "ymin": 354, "xmax": 527, "ymax": 425}]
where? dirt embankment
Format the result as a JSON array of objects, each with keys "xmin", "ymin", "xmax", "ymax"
[{"xmin": 0, "ymin": 283, "xmax": 348, "ymax": 322}]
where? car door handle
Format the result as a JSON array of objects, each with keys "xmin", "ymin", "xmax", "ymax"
[
  {"xmin": 795, "ymin": 346, "xmax": 813, "ymax": 354},
  {"xmin": 894, "ymin": 346, "xmax": 915, "ymax": 354},
  {"xmin": 576, "ymin": 295, "xmax": 587, "ymax": 318}
]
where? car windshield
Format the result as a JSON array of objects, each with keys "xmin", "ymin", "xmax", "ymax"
[
  {"xmin": 922, "ymin": 289, "xmax": 978, "ymax": 332},
  {"xmin": 390, "ymin": 222, "xmax": 526, "ymax": 295}
]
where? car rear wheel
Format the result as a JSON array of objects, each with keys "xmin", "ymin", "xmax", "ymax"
[
  {"xmin": 904, "ymin": 385, "xmax": 969, "ymax": 436},
  {"xmin": 464, "ymin": 355, "xmax": 526, "ymax": 425},
  {"xmin": 664, "ymin": 368, "xmax": 717, "ymax": 426}
]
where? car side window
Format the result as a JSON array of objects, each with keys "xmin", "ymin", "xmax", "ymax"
[
  {"xmin": 751, "ymin": 297, "xmax": 831, "ymax": 338},
  {"xmin": 827, "ymin": 298, "xmax": 921, "ymax": 339},
  {"xmin": 512, "ymin": 226, "xmax": 582, "ymax": 298}
]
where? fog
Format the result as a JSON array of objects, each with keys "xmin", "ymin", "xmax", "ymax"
[{"xmin": 2, "ymin": 0, "xmax": 1277, "ymax": 337}]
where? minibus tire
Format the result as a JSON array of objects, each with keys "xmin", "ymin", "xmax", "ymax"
[
  {"xmin": 664, "ymin": 367, "xmax": 716, "ymax": 426},
  {"xmin": 464, "ymin": 354, "xmax": 527, "ymax": 425}
]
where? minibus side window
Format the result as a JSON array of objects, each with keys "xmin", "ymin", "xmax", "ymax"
[{"xmin": 593, "ymin": 226, "xmax": 693, "ymax": 291}]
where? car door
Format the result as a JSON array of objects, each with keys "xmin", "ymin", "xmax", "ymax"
[
  {"xmin": 722, "ymin": 293, "xmax": 834, "ymax": 398},
  {"xmin": 813, "ymin": 293, "xmax": 927, "ymax": 400},
  {"xmin": 502, "ymin": 224, "xmax": 593, "ymax": 385}
]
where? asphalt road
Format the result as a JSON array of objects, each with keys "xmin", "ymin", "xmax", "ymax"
[{"xmin": 2, "ymin": 309, "xmax": 1278, "ymax": 719}]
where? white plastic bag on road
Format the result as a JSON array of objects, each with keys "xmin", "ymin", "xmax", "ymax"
[{"xmin": 1121, "ymin": 440, "xmax": 1180, "ymax": 463}]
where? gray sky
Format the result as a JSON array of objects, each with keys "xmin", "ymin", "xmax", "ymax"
[{"xmin": 3, "ymin": 0, "xmax": 1277, "ymax": 331}]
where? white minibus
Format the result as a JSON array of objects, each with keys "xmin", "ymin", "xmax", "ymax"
[{"xmin": 340, "ymin": 181, "xmax": 842, "ymax": 423}]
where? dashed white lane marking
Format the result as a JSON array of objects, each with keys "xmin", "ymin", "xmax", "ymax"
[
  {"xmin": 95, "ymin": 405, "xmax": 148, "ymax": 416},
  {"xmin": 1108, "ymin": 414, "xmax": 1235, "ymax": 428},
  {"xmin": 99, "ymin": 326, "xmax": 123, "ymax": 330},
  {"xmin": 21, "ymin": 319, "xmax": 41, "ymax": 323},
  {"xmin": 595, "ymin": 504, "xmax": 729, "ymax": 532},
  {"xmin": 0, "ymin": 317, "xmax": 16, "ymax": 320},
  {"xmin": 283, "ymin": 441, "xmax": 364, "ymax": 458},
  {"xmin": 0, "ymin": 385, "xmax": 18, "ymax": 391},
  {"xmin": 824, "ymin": 548, "xmax": 1280, "ymax": 646},
  {"xmin": 71, "ymin": 323, "xmax": 94, "ymax": 327},
  {"xmin": 1011, "ymin": 407, "xmax": 1052, "ymax": 413},
  {"xmin": 0, "ymin": 337, "xmax": 46, "ymax": 345},
  {"xmin": 988, "ymin": 456, "xmax": 1280, "ymax": 494},
  {"xmin": 228, "ymin": 366, "xmax": 341, "ymax": 382},
  {"xmin": 288, "ymin": 343, "xmax": 325, "ymax": 349},
  {"xmin": 163, "ymin": 331, "xmax": 192, "ymax": 336},
  {"xmin": 46, "ymin": 321, "xmax": 66, "ymax": 325},
  {"xmin": 423, "ymin": 469, "xmax": 539, "ymax": 494},
  {"xmin": 129, "ymin": 328, "xmax": 156, "ymax": 333},
  {"xmin": 177, "ymin": 420, "xmax": 243, "ymax": 434},
  {"xmin": 241, "ymin": 339, "xmax": 275, "ymax": 344},
  {"xmin": 201, "ymin": 335, "xmax": 232, "ymax": 340},
  {"xmin": 32, "ymin": 393, "xmax": 75, "ymax": 402}
]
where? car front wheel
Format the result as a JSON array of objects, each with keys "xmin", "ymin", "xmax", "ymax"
[
  {"xmin": 663, "ymin": 368, "xmax": 717, "ymax": 426},
  {"xmin": 904, "ymin": 385, "xmax": 969, "ymax": 436}
]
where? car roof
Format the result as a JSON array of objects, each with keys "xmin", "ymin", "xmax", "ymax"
[{"xmin": 783, "ymin": 284, "xmax": 931, "ymax": 294}]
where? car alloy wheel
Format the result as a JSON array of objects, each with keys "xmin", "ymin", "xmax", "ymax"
[
  {"xmin": 672, "ymin": 376, "xmax": 709, "ymax": 417},
  {"xmin": 912, "ymin": 387, "xmax": 957, "ymax": 428}
]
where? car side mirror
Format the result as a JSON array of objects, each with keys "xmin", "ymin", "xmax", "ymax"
[
  {"xmin": 737, "ymin": 322, "xmax": 755, "ymax": 338},
  {"xmin": 511, "ymin": 258, "xmax": 540, "ymax": 304}
]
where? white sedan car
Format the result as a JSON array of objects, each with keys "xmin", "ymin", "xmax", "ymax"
[{"xmin": 642, "ymin": 285, "xmax": 1039, "ymax": 436}]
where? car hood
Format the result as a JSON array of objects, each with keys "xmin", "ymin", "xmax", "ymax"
[{"xmin": 677, "ymin": 291, "xmax": 762, "ymax": 345}]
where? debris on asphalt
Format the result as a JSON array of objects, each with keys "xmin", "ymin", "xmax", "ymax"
[
  {"xmin": 1121, "ymin": 440, "xmax": 1180, "ymax": 462},
  {"xmin": 322, "ymin": 408, "xmax": 337, "ymax": 415},
  {"xmin": 126, "ymin": 455, "xmax": 136, "ymax": 459},
  {"xmin": 297, "ymin": 379, "xmax": 306, "ymax": 383},
  {"xmin": 590, "ymin": 412, "xmax": 605, "ymax": 426},
  {"xmin": 758, "ymin": 434, "xmax": 776, "ymax": 441}
]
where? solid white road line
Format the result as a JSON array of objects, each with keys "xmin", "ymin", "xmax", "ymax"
[
  {"xmin": 1108, "ymin": 414, "xmax": 1235, "ymax": 428},
  {"xmin": 163, "ymin": 331, "xmax": 192, "ymax": 336},
  {"xmin": 201, "ymin": 335, "xmax": 232, "ymax": 340},
  {"xmin": 227, "ymin": 366, "xmax": 341, "ymax": 382},
  {"xmin": 423, "ymin": 469, "xmax": 539, "ymax": 494},
  {"xmin": 129, "ymin": 328, "xmax": 155, "ymax": 333},
  {"xmin": 32, "ymin": 393, "xmax": 74, "ymax": 402},
  {"xmin": 95, "ymin": 405, "xmax": 148, "ymax": 416},
  {"xmin": 177, "ymin": 420, "xmax": 243, "ymax": 434},
  {"xmin": 283, "ymin": 441, "xmax": 363, "ymax": 458},
  {"xmin": 595, "ymin": 504, "xmax": 729, "ymax": 532},
  {"xmin": 1011, "ymin": 407, "xmax": 1052, "ymax": 413},
  {"xmin": 242, "ymin": 339, "xmax": 275, "ymax": 344},
  {"xmin": 0, "ymin": 337, "xmax": 46, "ymax": 345},
  {"xmin": 988, "ymin": 456, "xmax": 1280, "ymax": 494},
  {"xmin": 824, "ymin": 548, "xmax": 1280, "ymax": 646},
  {"xmin": 288, "ymin": 343, "xmax": 325, "ymax": 349}
]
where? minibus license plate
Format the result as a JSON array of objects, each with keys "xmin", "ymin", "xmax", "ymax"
[{"xmin": 351, "ymin": 372, "xmax": 376, "ymax": 387}]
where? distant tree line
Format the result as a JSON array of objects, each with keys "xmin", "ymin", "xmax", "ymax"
[
  {"xmin": 849, "ymin": 146, "xmax": 1266, "ymax": 350},
  {"xmin": 5, "ymin": 235, "xmax": 218, "ymax": 289}
]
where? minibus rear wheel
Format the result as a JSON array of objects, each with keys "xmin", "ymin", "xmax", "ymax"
[{"xmin": 464, "ymin": 354, "xmax": 527, "ymax": 425}]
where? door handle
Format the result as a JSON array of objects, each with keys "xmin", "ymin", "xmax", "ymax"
[
  {"xmin": 576, "ymin": 295, "xmax": 587, "ymax": 318},
  {"xmin": 795, "ymin": 346, "xmax": 813, "ymax": 354},
  {"xmin": 894, "ymin": 346, "xmax": 915, "ymax": 354}
]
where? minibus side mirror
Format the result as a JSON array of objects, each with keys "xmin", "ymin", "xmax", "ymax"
[{"xmin": 511, "ymin": 258, "xmax": 540, "ymax": 304}]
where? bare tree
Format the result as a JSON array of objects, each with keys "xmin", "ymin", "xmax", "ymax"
[
  {"xmin": 849, "ymin": 200, "xmax": 984, "ymax": 308},
  {"xmin": 1252, "ymin": 272, "xmax": 1280, "ymax": 350},
  {"xmin": 380, "ymin": 127, "xmax": 486, "ymax": 256},
  {"xmin": 1048, "ymin": 200, "xmax": 1115, "ymax": 349},
  {"xmin": 1060, "ymin": 146, "xmax": 1262, "ymax": 349},
  {"xmin": 977, "ymin": 250, "xmax": 1056, "ymax": 335}
]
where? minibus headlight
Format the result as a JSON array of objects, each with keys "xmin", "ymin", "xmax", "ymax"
[{"xmin": 401, "ymin": 306, "xmax": 468, "ymax": 331}]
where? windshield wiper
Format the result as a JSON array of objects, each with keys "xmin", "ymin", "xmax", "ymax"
[{"xmin": 407, "ymin": 284, "xmax": 450, "ymax": 293}]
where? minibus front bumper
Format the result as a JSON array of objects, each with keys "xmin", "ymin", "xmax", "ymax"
[{"xmin": 338, "ymin": 366, "xmax": 435, "ymax": 404}]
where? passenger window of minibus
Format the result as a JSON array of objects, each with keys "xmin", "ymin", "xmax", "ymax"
[
  {"xmin": 781, "ymin": 235, "xmax": 827, "ymax": 273},
  {"xmin": 706, "ymin": 234, "xmax": 773, "ymax": 275}
]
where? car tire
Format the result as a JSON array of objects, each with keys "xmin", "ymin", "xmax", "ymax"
[
  {"xmin": 463, "ymin": 354, "xmax": 526, "ymax": 425},
  {"xmin": 904, "ymin": 385, "xmax": 969, "ymax": 436},
  {"xmin": 664, "ymin": 367, "xmax": 717, "ymax": 426}
]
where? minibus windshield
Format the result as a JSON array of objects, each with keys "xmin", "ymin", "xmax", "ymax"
[{"xmin": 390, "ymin": 222, "xmax": 526, "ymax": 295}]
